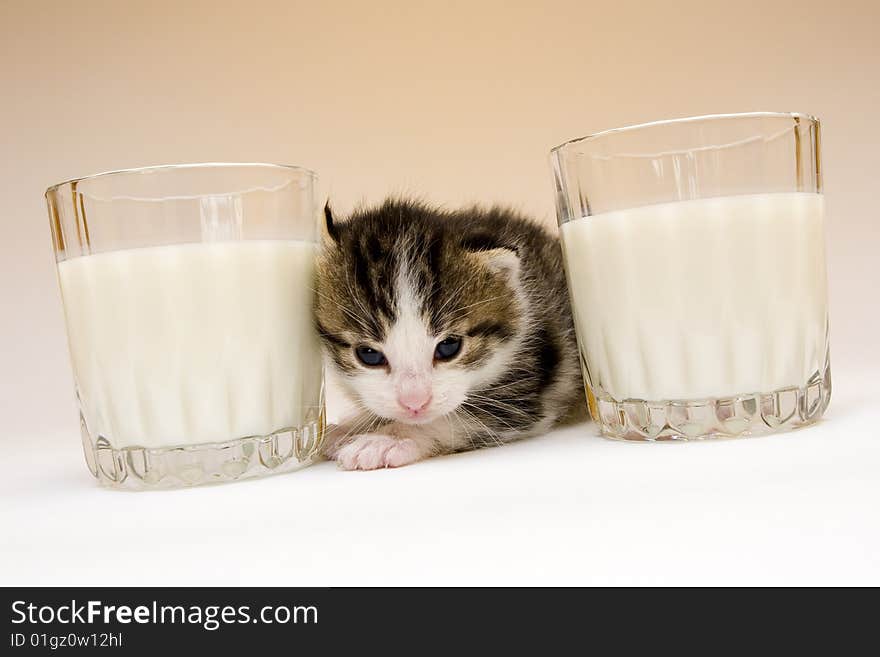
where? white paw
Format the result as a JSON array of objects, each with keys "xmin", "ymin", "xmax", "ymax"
[{"xmin": 333, "ymin": 434, "xmax": 427, "ymax": 471}]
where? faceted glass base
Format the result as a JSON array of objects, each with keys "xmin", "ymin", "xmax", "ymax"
[
  {"xmin": 80, "ymin": 416, "xmax": 325, "ymax": 490},
  {"xmin": 586, "ymin": 364, "xmax": 831, "ymax": 442}
]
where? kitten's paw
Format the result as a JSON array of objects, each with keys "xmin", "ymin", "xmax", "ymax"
[{"xmin": 333, "ymin": 434, "xmax": 427, "ymax": 471}]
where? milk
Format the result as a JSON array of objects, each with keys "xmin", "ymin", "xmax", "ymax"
[
  {"xmin": 560, "ymin": 192, "xmax": 828, "ymax": 402},
  {"xmin": 57, "ymin": 240, "xmax": 322, "ymax": 449}
]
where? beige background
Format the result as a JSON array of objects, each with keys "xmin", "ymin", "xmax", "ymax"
[{"xmin": 1, "ymin": 0, "xmax": 878, "ymax": 440}]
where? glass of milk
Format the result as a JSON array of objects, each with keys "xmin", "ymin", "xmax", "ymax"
[
  {"xmin": 551, "ymin": 112, "xmax": 830, "ymax": 441},
  {"xmin": 46, "ymin": 163, "xmax": 325, "ymax": 487}
]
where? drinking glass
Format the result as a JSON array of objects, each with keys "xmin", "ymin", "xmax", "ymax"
[
  {"xmin": 46, "ymin": 163, "xmax": 325, "ymax": 487},
  {"xmin": 551, "ymin": 112, "xmax": 830, "ymax": 440}
]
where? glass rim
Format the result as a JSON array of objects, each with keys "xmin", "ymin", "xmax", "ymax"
[
  {"xmin": 550, "ymin": 111, "xmax": 820, "ymax": 155},
  {"xmin": 44, "ymin": 162, "xmax": 317, "ymax": 198}
]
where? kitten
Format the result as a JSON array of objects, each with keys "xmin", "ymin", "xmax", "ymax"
[{"xmin": 315, "ymin": 198, "xmax": 583, "ymax": 470}]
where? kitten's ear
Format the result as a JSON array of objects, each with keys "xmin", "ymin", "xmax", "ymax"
[
  {"xmin": 474, "ymin": 247, "xmax": 520, "ymax": 282},
  {"xmin": 462, "ymin": 233, "xmax": 520, "ymax": 282},
  {"xmin": 323, "ymin": 199, "xmax": 340, "ymax": 243}
]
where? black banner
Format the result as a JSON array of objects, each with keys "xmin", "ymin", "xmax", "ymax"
[{"xmin": 0, "ymin": 587, "xmax": 863, "ymax": 653}]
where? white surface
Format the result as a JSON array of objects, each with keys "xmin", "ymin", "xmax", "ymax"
[
  {"xmin": 58, "ymin": 241, "xmax": 321, "ymax": 446},
  {"xmin": 561, "ymin": 193, "xmax": 828, "ymax": 400},
  {"xmin": 2, "ymin": 370, "xmax": 878, "ymax": 586}
]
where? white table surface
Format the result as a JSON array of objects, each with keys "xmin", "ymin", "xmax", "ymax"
[{"xmin": 3, "ymin": 369, "xmax": 878, "ymax": 587}]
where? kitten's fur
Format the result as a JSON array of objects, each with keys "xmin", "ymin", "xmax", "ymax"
[{"xmin": 315, "ymin": 199, "xmax": 583, "ymax": 470}]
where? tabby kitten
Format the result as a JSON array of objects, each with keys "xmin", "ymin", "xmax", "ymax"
[{"xmin": 315, "ymin": 199, "xmax": 583, "ymax": 470}]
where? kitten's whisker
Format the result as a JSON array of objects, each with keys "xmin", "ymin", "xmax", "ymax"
[
  {"xmin": 448, "ymin": 409, "xmax": 469, "ymax": 448},
  {"xmin": 446, "ymin": 294, "xmax": 505, "ymax": 315},
  {"xmin": 451, "ymin": 409, "xmax": 479, "ymax": 450},
  {"xmin": 462, "ymin": 394, "xmax": 534, "ymax": 419},
  {"xmin": 331, "ymin": 408, "xmax": 384, "ymax": 447},
  {"xmin": 313, "ymin": 286, "xmax": 373, "ymax": 335},
  {"xmin": 444, "ymin": 295, "xmax": 508, "ymax": 324},
  {"xmin": 458, "ymin": 406, "xmax": 504, "ymax": 447},
  {"xmin": 345, "ymin": 272, "xmax": 375, "ymax": 328},
  {"xmin": 461, "ymin": 397, "xmax": 525, "ymax": 430},
  {"xmin": 464, "ymin": 389, "xmax": 532, "ymax": 405},
  {"xmin": 444, "ymin": 411, "xmax": 468, "ymax": 451},
  {"xmin": 432, "ymin": 268, "xmax": 485, "ymax": 318},
  {"xmin": 460, "ymin": 402, "xmax": 519, "ymax": 436},
  {"xmin": 336, "ymin": 269, "xmax": 376, "ymax": 335},
  {"xmin": 473, "ymin": 372, "xmax": 542, "ymax": 393}
]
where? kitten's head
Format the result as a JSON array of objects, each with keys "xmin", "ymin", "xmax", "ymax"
[{"xmin": 315, "ymin": 200, "xmax": 525, "ymax": 425}]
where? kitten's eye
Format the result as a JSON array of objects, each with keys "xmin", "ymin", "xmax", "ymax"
[
  {"xmin": 434, "ymin": 336, "xmax": 462, "ymax": 361},
  {"xmin": 355, "ymin": 345, "xmax": 387, "ymax": 367}
]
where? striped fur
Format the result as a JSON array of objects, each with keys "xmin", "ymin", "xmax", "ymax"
[{"xmin": 315, "ymin": 198, "xmax": 583, "ymax": 469}]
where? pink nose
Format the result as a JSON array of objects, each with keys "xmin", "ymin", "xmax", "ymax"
[{"xmin": 397, "ymin": 390, "xmax": 433, "ymax": 415}]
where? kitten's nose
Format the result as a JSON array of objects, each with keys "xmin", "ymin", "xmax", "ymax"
[{"xmin": 397, "ymin": 389, "xmax": 433, "ymax": 416}]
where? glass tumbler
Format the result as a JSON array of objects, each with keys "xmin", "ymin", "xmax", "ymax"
[
  {"xmin": 46, "ymin": 163, "xmax": 325, "ymax": 488},
  {"xmin": 551, "ymin": 112, "xmax": 830, "ymax": 441}
]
